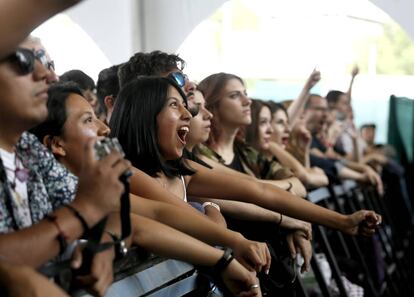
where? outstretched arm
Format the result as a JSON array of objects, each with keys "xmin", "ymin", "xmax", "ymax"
[
  {"xmin": 196, "ymin": 153, "xmax": 306, "ymax": 196},
  {"xmin": 187, "ymin": 160, "xmax": 381, "ymax": 235},
  {"xmin": 128, "ymin": 194, "xmax": 271, "ymax": 273},
  {"xmin": 90, "ymin": 214, "xmax": 262, "ymax": 297},
  {"xmin": 189, "ymin": 197, "xmax": 312, "ymax": 239},
  {"xmin": 0, "ymin": 0, "xmax": 83, "ymax": 59}
]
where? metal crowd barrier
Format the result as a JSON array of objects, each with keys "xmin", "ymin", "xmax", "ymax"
[
  {"xmin": 75, "ymin": 250, "xmax": 199, "ymax": 297},
  {"xmin": 74, "ymin": 180, "xmax": 412, "ymax": 297},
  {"xmin": 307, "ymin": 180, "xmax": 413, "ymax": 297}
]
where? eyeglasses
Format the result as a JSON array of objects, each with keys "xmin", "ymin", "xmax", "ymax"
[
  {"xmin": 168, "ymin": 71, "xmax": 188, "ymax": 88},
  {"xmin": 8, "ymin": 48, "xmax": 55, "ymax": 75}
]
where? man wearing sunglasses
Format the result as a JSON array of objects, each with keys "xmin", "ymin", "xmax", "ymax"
[
  {"xmin": 23, "ymin": 36, "xmax": 59, "ymax": 83},
  {"xmin": 0, "ymin": 38, "xmax": 131, "ymax": 296}
]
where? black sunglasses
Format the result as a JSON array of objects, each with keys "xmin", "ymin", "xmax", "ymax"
[
  {"xmin": 8, "ymin": 48, "xmax": 55, "ymax": 75},
  {"xmin": 168, "ymin": 71, "xmax": 187, "ymax": 88}
]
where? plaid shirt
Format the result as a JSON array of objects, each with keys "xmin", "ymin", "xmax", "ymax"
[
  {"xmin": 0, "ymin": 132, "xmax": 77, "ymax": 233},
  {"xmin": 197, "ymin": 141, "xmax": 293, "ymax": 180}
]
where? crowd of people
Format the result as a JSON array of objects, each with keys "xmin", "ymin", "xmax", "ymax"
[{"xmin": 1, "ymin": 1, "xmax": 412, "ymax": 297}]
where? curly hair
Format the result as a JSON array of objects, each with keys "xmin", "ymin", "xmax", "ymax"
[{"xmin": 118, "ymin": 51, "xmax": 186, "ymax": 89}]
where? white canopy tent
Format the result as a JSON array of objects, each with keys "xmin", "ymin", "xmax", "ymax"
[
  {"xmin": 64, "ymin": 0, "xmax": 227, "ymax": 64},
  {"xmin": 33, "ymin": 0, "xmax": 414, "ymax": 143},
  {"xmin": 61, "ymin": 0, "xmax": 413, "ymax": 64}
]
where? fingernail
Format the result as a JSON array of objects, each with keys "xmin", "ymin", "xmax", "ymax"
[{"xmin": 266, "ymin": 269, "xmax": 270, "ymax": 275}]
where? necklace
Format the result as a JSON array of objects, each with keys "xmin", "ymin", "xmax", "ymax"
[{"xmin": 2, "ymin": 153, "xmax": 29, "ymax": 189}]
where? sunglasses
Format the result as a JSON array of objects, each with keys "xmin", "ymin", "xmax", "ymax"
[
  {"xmin": 8, "ymin": 48, "xmax": 55, "ymax": 75},
  {"xmin": 168, "ymin": 71, "xmax": 188, "ymax": 88}
]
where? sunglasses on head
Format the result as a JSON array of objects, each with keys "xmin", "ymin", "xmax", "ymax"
[
  {"xmin": 8, "ymin": 48, "xmax": 55, "ymax": 75},
  {"xmin": 168, "ymin": 71, "xmax": 187, "ymax": 88}
]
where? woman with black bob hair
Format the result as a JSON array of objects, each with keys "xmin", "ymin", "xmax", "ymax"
[
  {"xmin": 110, "ymin": 77, "xmax": 229, "ymax": 226},
  {"xmin": 110, "ymin": 76, "xmax": 194, "ymax": 179}
]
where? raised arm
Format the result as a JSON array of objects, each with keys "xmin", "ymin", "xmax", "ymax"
[
  {"xmin": 346, "ymin": 65, "xmax": 359, "ymax": 104},
  {"xmin": 0, "ymin": 0, "xmax": 83, "ymax": 59},
  {"xmin": 288, "ymin": 69, "xmax": 321, "ymax": 128}
]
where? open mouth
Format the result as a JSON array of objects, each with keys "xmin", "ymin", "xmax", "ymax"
[
  {"xmin": 177, "ymin": 126, "xmax": 189, "ymax": 144},
  {"xmin": 282, "ymin": 136, "xmax": 289, "ymax": 145}
]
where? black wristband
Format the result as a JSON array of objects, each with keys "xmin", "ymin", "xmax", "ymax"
[
  {"xmin": 214, "ymin": 248, "xmax": 234, "ymax": 273},
  {"xmin": 64, "ymin": 204, "xmax": 89, "ymax": 236}
]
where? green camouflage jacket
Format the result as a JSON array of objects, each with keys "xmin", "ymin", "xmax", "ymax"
[{"xmin": 197, "ymin": 141, "xmax": 293, "ymax": 180}]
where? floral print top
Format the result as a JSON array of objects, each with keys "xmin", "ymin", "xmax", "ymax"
[{"xmin": 0, "ymin": 132, "xmax": 77, "ymax": 233}]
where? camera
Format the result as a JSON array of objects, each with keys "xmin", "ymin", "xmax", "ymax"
[
  {"xmin": 94, "ymin": 137, "xmax": 125, "ymax": 160},
  {"xmin": 94, "ymin": 137, "xmax": 132, "ymax": 179}
]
